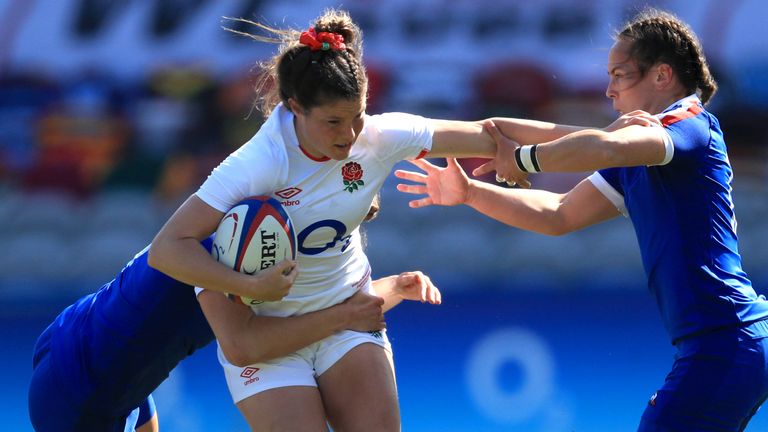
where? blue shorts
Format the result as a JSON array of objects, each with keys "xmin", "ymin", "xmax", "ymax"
[
  {"xmin": 28, "ymin": 324, "xmax": 156, "ymax": 432},
  {"xmin": 638, "ymin": 320, "xmax": 768, "ymax": 432}
]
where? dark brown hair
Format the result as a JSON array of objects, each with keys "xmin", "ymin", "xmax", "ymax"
[
  {"xmin": 225, "ymin": 9, "xmax": 367, "ymax": 116},
  {"xmin": 616, "ymin": 8, "xmax": 718, "ymax": 104}
]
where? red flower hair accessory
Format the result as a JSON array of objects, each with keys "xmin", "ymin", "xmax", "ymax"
[{"xmin": 299, "ymin": 28, "xmax": 346, "ymax": 52}]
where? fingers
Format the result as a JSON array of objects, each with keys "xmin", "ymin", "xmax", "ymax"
[
  {"xmin": 445, "ymin": 157, "xmax": 469, "ymax": 177},
  {"xmin": 408, "ymin": 197, "xmax": 434, "ymax": 209},
  {"xmin": 396, "ymin": 182, "xmax": 428, "ymax": 195},
  {"xmin": 406, "ymin": 271, "xmax": 441, "ymax": 304},
  {"xmin": 394, "ymin": 182, "xmax": 435, "ymax": 207},
  {"xmin": 482, "ymin": 119, "xmax": 502, "ymax": 141},
  {"xmin": 446, "ymin": 157, "xmax": 462, "ymax": 170},
  {"xmin": 427, "ymin": 286, "xmax": 442, "ymax": 304},
  {"xmin": 275, "ymin": 259, "xmax": 298, "ymax": 278},
  {"xmin": 418, "ymin": 276, "xmax": 428, "ymax": 302},
  {"xmin": 628, "ymin": 117, "xmax": 660, "ymax": 128},
  {"xmin": 623, "ymin": 109, "xmax": 645, "ymax": 116},
  {"xmin": 625, "ymin": 109, "xmax": 651, "ymax": 116},
  {"xmin": 472, "ymin": 160, "xmax": 496, "ymax": 177},
  {"xmin": 394, "ymin": 169, "xmax": 427, "ymax": 183},
  {"xmin": 494, "ymin": 174, "xmax": 518, "ymax": 188},
  {"xmin": 423, "ymin": 275, "xmax": 439, "ymax": 304},
  {"xmin": 407, "ymin": 158, "xmax": 438, "ymax": 172}
]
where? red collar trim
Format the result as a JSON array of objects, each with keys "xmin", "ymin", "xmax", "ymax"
[{"xmin": 299, "ymin": 144, "xmax": 330, "ymax": 162}]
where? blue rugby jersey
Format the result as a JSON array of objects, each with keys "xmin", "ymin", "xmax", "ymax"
[
  {"xmin": 591, "ymin": 95, "xmax": 768, "ymax": 343},
  {"xmin": 43, "ymin": 238, "xmax": 215, "ymax": 416}
]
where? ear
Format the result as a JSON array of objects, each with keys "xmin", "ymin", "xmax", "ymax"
[
  {"xmin": 654, "ymin": 63, "xmax": 674, "ymax": 89},
  {"xmin": 286, "ymin": 98, "xmax": 304, "ymax": 114}
]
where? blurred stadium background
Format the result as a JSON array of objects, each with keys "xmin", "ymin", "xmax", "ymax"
[{"xmin": 2, "ymin": 0, "xmax": 767, "ymax": 431}]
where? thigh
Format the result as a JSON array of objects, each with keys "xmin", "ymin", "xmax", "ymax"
[
  {"xmin": 29, "ymin": 351, "xmax": 74, "ymax": 432},
  {"xmin": 317, "ymin": 342, "xmax": 400, "ymax": 432},
  {"xmin": 236, "ymin": 386, "xmax": 328, "ymax": 432},
  {"xmin": 638, "ymin": 336, "xmax": 768, "ymax": 432}
]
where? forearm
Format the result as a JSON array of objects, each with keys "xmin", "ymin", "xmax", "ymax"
[
  {"xmin": 239, "ymin": 306, "xmax": 351, "ymax": 364},
  {"xmin": 534, "ymin": 129, "xmax": 623, "ymax": 172},
  {"xmin": 465, "ymin": 180, "xmax": 569, "ymax": 236},
  {"xmin": 429, "ymin": 120, "xmax": 496, "ymax": 158},
  {"xmin": 526, "ymin": 126, "xmax": 667, "ymax": 173},
  {"xmin": 148, "ymin": 237, "xmax": 253, "ymax": 297},
  {"xmin": 489, "ymin": 117, "xmax": 590, "ymax": 146},
  {"xmin": 201, "ymin": 290, "xmax": 353, "ymax": 366},
  {"xmin": 371, "ymin": 275, "xmax": 403, "ymax": 312}
]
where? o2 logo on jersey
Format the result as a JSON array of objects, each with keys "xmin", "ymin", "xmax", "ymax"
[{"xmin": 297, "ymin": 220, "xmax": 352, "ymax": 255}]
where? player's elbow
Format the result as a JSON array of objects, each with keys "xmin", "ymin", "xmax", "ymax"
[
  {"xmin": 219, "ymin": 330, "xmax": 278, "ymax": 366},
  {"xmin": 218, "ymin": 339, "xmax": 258, "ymax": 367},
  {"xmin": 538, "ymin": 224, "xmax": 571, "ymax": 237},
  {"xmin": 146, "ymin": 239, "xmax": 166, "ymax": 271},
  {"xmin": 539, "ymin": 205, "xmax": 579, "ymax": 237}
]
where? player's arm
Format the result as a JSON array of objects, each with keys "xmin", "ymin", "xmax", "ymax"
[
  {"xmin": 521, "ymin": 125, "xmax": 668, "ymax": 172},
  {"xmin": 484, "ymin": 110, "xmax": 658, "ymax": 147},
  {"xmin": 199, "ymin": 289, "xmax": 386, "ymax": 367},
  {"xmin": 396, "ymin": 158, "xmax": 621, "ymax": 236},
  {"xmin": 427, "ymin": 120, "xmax": 495, "ymax": 158},
  {"xmin": 462, "ymin": 175, "xmax": 621, "ymax": 235},
  {"xmin": 372, "ymin": 271, "xmax": 441, "ymax": 311},
  {"xmin": 484, "ymin": 117, "xmax": 589, "ymax": 145},
  {"xmin": 480, "ymin": 113, "xmax": 666, "ymax": 183},
  {"xmin": 147, "ymin": 194, "xmax": 295, "ymax": 301},
  {"xmin": 200, "ymin": 271, "xmax": 442, "ymax": 366}
]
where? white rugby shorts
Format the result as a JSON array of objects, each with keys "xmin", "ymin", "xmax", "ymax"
[{"xmin": 218, "ymin": 329, "xmax": 391, "ymax": 403}]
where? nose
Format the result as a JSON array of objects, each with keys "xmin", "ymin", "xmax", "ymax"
[
  {"xmin": 343, "ymin": 125, "xmax": 357, "ymax": 142},
  {"xmin": 605, "ymin": 80, "xmax": 617, "ymax": 100}
]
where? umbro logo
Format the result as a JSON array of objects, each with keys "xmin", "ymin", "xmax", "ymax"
[
  {"xmin": 241, "ymin": 366, "xmax": 261, "ymax": 386},
  {"xmin": 240, "ymin": 367, "xmax": 259, "ymax": 378},
  {"xmin": 276, "ymin": 187, "xmax": 302, "ymax": 199}
]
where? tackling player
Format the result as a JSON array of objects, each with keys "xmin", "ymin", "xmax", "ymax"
[
  {"xmin": 396, "ymin": 8, "xmax": 768, "ymax": 431},
  {"xmin": 28, "ymin": 198, "xmax": 441, "ymax": 431}
]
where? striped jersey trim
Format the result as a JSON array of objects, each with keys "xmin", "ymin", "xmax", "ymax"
[{"xmin": 658, "ymin": 96, "xmax": 703, "ymax": 127}]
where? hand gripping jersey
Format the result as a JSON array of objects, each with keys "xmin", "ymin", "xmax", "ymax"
[
  {"xmin": 196, "ymin": 104, "xmax": 433, "ymax": 317},
  {"xmin": 589, "ymin": 95, "xmax": 768, "ymax": 343}
]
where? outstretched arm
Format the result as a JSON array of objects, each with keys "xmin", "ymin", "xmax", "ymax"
[
  {"xmin": 479, "ymin": 111, "xmax": 665, "ymax": 184},
  {"xmin": 395, "ymin": 158, "xmax": 620, "ymax": 236},
  {"xmin": 427, "ymin": 120, "xmax": 495, "ymax": 158}
]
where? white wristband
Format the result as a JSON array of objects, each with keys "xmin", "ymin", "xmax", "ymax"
[{"xmin": 514, "ymin": 145, "xmax": 541, "ymax": 173}]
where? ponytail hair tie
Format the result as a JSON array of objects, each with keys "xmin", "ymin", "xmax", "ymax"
[{"xmin": 299, "ymin": 28, "xmax": 346, "ymax": 51}]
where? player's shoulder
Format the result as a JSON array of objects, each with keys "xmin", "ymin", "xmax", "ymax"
[
  {"xmin": 225, "ymin": 113, "xmax": 290, "ymax": 175},
  {"xmin": 364, "ymin": 111, "xmax": 428, "ymax": 130},
  {"xmin": 658, "ymin": 95, "xmax": 707, "ymax": 129}
]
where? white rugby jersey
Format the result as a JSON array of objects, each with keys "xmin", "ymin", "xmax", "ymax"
[{"xmin": 196, "ymin": 103, "xmax": 433, "ymax": 316}]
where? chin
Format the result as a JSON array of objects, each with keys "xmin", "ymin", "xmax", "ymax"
[{"xmin": 333, "ymin": 146, "xmax": 353, "ymax": 159}]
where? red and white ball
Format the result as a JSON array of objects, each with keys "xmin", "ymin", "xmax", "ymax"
[{"xmin": 211, "ymin": 196, "xmax": 296, "ymax": 305}]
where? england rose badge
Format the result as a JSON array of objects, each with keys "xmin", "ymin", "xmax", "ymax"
[{"xmin": 341, "ymin": 161, "xmax": 364, "ymax": 193}]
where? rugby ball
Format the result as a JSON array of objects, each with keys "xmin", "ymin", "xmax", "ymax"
[{"xmin": 211, "ymin": 196, "xmax": 296, "ymax": 306}]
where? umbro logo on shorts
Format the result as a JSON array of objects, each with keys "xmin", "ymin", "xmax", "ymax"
[{"xmin": 241, "ymin": 367, "xmax": 261, "ymax": 386}]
